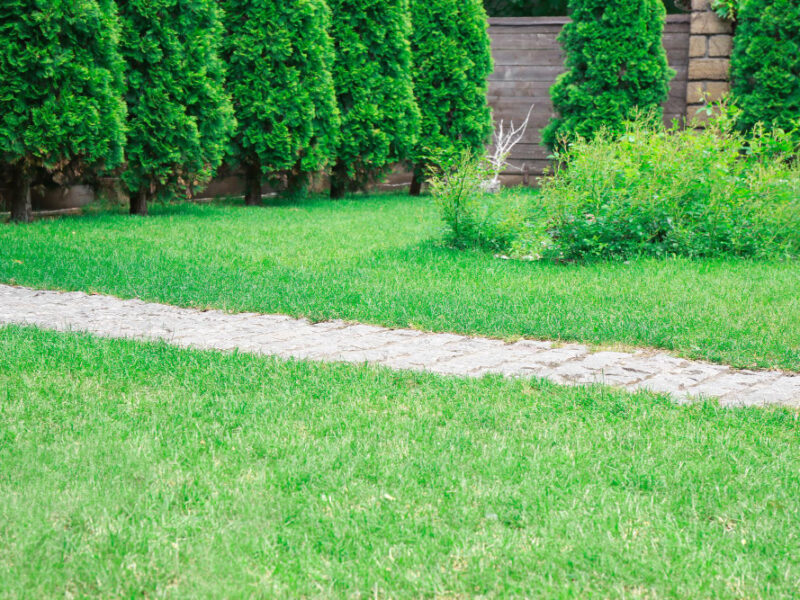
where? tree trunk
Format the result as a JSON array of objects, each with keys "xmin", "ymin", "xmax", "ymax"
[
  {"xmin": 330, "ymin": 163, "xmax": 347, "ymax": 199},
  {"xmin": 244, "ymin": 162, "xmax": 262, "ymax": 206},
  {"xmin": 130, "ymin": 188, "xmax": 148, "ymax": 216},
  {"xmin": 409, "ymin": 171, "xmax": 423, "ymax": 196},
  {"xmin": 285, "ymin": 171, "xmax": 306, "ymax": 198},
  {"xmin": 10, "ymin": 166, "xmax": 32, "ymax": 224}
]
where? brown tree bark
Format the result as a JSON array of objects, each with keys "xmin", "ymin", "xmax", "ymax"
[
  {"xmin": 329, "ymin": 163, "xmax": 347, "ymax": 199},
  {"xmin": 409, "ymin": 171, "xmax": 423, "ymax": 196},
  {"xmin": 130, "ymin": 188, "xmax": 148, "ymax": 216},
  {"xmin": 244, "ymin": 162, "xmax": 262, "ymax": 206},
  {"xmin": 285, "ymin": 172, "xmax": 306, "ymax": 198},
  {"xmin": 10, "ymin": 166, "xmax": 32, "ymax": 224}
]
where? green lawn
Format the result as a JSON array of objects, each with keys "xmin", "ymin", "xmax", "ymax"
[
  {"xmin": 1, "ymin": 326, "xmax": 798, "ymax": 598},
  {"xmin": 1, "ymin": 194, "xmax": 799, "ymax": 371}
]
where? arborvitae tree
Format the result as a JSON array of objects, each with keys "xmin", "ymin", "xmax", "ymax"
[
  {"xmin": 541, "ymin": 0, "xmax": 673, "ymax": 150},
  {"xmin": 327, "ymin": 0, "xmax": 420, "ymax": 198},
  {"xmin": 409, "ymin": 0, "xmax": 493, "ymax": 195},
  {"xmin": 731, "ymin": 0, "xmax": 800, "ymax": 134},
  {"xmin": 221, "ymin": 0, "xmax": 339, "ymax": 204},
  {"xmin": 118, "ymin": 0, "xmax": 234, "ymax": 215},
  {"xmin": 0, "ymin": 0, "xmax": 125, "ymax": 223}
]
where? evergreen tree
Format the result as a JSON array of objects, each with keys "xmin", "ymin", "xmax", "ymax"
[
  {"xmin": 327, "ymin": 0, "xmax": 420, "ymax": 198},
  {"xmin": 118, "ymin": 0, "xmax": 234, "ymax": 215},
  {"xmin": 409, "ymin": 0, "xmax": 493, "ymax": 195},
  {"xmin": 730, "ymin": 0, "xmax": 800, "ymax": 134},
  {"xmin": 0, "ymin": 0, "xmax": 126, "ymax": 223},
  {"xmin": 221, "ymin": 0, "xmax": 339, "ymax": 204},
  {"xmin": 541, "ymin": 0, "xmax": 673, "ymax": 149}
]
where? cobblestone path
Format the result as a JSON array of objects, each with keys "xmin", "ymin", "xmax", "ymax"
[{"xmin": 1, "ymin": 284, "xmax": 798, "ymax": 407}]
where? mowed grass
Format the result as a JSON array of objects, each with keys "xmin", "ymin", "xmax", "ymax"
[
  {"xmin": 1, "ymin": 194, "xmax": 799, "ymax": 370},
  {"xmin": 1, "ymin": 326, "xmax": 799, "ymax": 598}
]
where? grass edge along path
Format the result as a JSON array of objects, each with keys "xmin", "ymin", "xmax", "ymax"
[
  {"xmin": 1, "ymin": 283, "xmax": 799, "ymax": 407},
  {"xmin": 1, "ymin": 195, "xmax": 799, "ymax": 371}
]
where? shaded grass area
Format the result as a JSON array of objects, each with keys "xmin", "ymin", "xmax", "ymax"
[
  {"xmin": 0, "ymin": 194, "xmax": 799, "ymax": 370},
  {"xmin": 1, "ymin": 326, "xmax": 799, "ymax": 598}
]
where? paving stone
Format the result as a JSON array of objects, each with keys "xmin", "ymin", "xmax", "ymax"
[
  {"xmin": 527, "ymin": 347, "xmax": 589, "ymax": 366},
  {"xmin": 578, "ymin": 351, "xmax": 631, "ymax": 370},
  {"xmin": 635, "ymin": 374, "xmax": 693, "ymax": 399},
  {"xmin": 548, "ymin": 362, "xmax": 606, "ymax": 385},
  {"xmin": 431, "ymin": 351, "xmax": 509, "ymax": 375},
  {"xmin": 1, "ymin": 284, "xmax": 798, "ymax": 408},
  {"xmin": 718, "ymin": 376, "xmax": 800, "ymax": 408},
  {"xmin": 688, "ymin": 371, "xmax": 778, "ymax": 399}
]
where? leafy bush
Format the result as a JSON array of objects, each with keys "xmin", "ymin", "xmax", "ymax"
[
  {"xmin": 327, "ymin": 0, "xmax": 420, "ymax": 198},
  {"xmin": 221, "ymin": 0, "xmax": 339, "ymax": 203},
  {"xmin": 541, "ymin": 0, "xmax": 673, "ymax": 150},
  {"xmin": 0, "ymin": 0, "xmax": 126, "ymax": 222},
  {"xmin": 522, "ymin": 115, "xmax": 800, "ymax": 260},
  {"xmin": 428, "ymin": 152, "xmax": 530, "ymax": 250},
  {"xmin": 730, "ymin": 0, "xmax": 800, "ymax": 135},
  {"xmin": 409, "ymin": 0, "xmax": 493, "ymax": 195},
  {"xmin": 118, "ymin": 0, "xmax": 234, "ymax": 215},
  {"xmin": 711, "ymin": 0, "xmax": 738, "ymax": 20}
]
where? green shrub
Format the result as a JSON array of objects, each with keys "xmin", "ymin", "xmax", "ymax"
[
  {"xmin": 0, "ymin": 0, "xmax": 126, "ymax": 222},
  {"xmin": 428, "ymin": 151, "xmax": 530, "ymax": 250},
  {"xmin": 409, "ymin": 0, "xmax": 493, "ymax": 195},
  {"xmin": 522, "ymin": 115, "xmax": 800, "ymax": 260},
  {"xmin": 541, "ymin": 0, "xmax": 673, "ymax": 150},
  {"xmin": 327, "ymin": 0, "xmax": 420, "ymax": 198},
  {"xmin": 221, "ymin": 0, "xmax": 339, "ymax": 204},
  {"xmin": 730, "ymin": 0, "xmax": 800, "ymax": 135},
  {"xmin": 711, "ymin": 0, "xmax": 738, "ymax": 20},
  {"xmin": 118, "ymin": 0, "xmax": 234, "ymax": 215}
]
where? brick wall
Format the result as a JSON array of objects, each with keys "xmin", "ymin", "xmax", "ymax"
[{"xmin": 686, "ymin": 0, "xmax": 733, "ymax": 122}]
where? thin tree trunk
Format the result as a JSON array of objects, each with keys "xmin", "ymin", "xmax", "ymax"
[
  {"xmin": 285, "ymin": 171, "xmax": 306, "ymax": 198},
  {"xmin": 330, "ymin": 162, "xmax": 347, "ymax": 199},
  {"xmin": 244, "ymin": 162, "xmax": 262, "ymax": 206},
  {"xmin": 10, "ymin": 166, "xmax": 32, "ymax": 224},
  {"xmin": 130, "ymin": 188, "xmax": 148, "ymax": 216},
  {"xmin": 409, "ymin": 170, "xmax": 423, "ymax": 196}
]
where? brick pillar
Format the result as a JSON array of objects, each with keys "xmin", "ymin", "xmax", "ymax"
[{"xmin": 686, "ymin": 0, "xmax": 733, "ymax": 123}]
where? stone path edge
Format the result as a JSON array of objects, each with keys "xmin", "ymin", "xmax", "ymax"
[{"xmin": 1, "ymin": 284, "xmax": 798, "ymax": 408}]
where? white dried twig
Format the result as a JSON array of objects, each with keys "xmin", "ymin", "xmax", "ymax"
[{"xmin": 483, "ymin": 104, "xmax": 534, "ymax": 192}]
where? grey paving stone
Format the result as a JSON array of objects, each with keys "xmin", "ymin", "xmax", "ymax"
[{"xmin": 0, "ymin": 284, "xmax": 798, "ymax": 408}]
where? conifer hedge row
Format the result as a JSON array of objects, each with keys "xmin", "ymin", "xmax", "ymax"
[
  {"xmin": 730, "ymin": 0, "xmax": 800, "ymax": 136},
  {"xmin": 6, "ymin": 0, "xmax": 796, "ymax": 223},
  {"xmin": 1, "ymin": 0, "xmax": 493, "ymax": 220}
]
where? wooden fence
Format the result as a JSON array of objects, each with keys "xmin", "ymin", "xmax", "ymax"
[{"xmin": 488, "ymin": 14, "xmax": 691, "ymax": 183}]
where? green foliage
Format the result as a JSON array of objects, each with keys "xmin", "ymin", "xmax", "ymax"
[
  {"xmin": 221, "ymin": 0, "xmax": 339, "ymax": 194},
  {"xmin": 523, "ymin": 115, "xmax": 800, "ymax": 260},
  {"xmin": 711, "ymin": 0, "xmax": 738, "ymax": 20},
  {"xmin": 0, "ymin": 0, "xmax": 126, "ymax": 177},
  {"xmin": 428, "ymin": 152, "xmax": 528, "ymax": 250},
  {"xmin": 410, "ymin": 0, "xmax": 493, "ymax": 178},
  {"xmin": 541, "ymin": 0, "xmax": 673, "ymax": 150},
  {"xmin": 117, "ymin": 0, "xmax": 234, "ymax": 207},
  {"xmin": 730, "ymin": 0, "xmax": 800, "ymax": 135},
  {"xmin": 327, "ymin": 0, "xmax": 420, "ymax": 195}
]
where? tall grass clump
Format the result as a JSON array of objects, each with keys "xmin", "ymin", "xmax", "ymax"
[
  {"xmin": 522, "ymin": 113, "xmax": 800, "ymax": 260},
  {"xmin": 427, "ymin": 151, "xmax": 532, "ymax": 251}
]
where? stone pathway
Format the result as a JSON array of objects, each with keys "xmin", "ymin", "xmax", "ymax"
[{"xmin": 1, "ymin": 284, "xmax": 798, "ymax": 408}]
